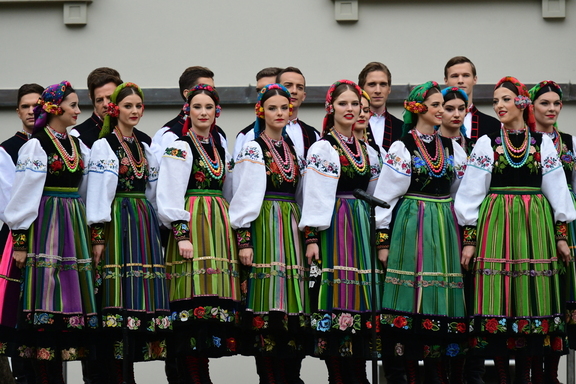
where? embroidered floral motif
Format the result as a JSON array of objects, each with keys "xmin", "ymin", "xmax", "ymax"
[
  {"xmin": 36, "ymin": 347, "xmax": 55, "ymax": 361},
  {"xmin": 469, "ymin": 337, "xmax": 488, "ymax": 349},
  {"xmin": 34, "ymin": 312, "xmax": 55, "ymax": 326},
  {"xmin": 116, "ymin": 147, "xmax": 148, "ymax": 191},
  {"xmin": 304, "ymin": 226, "xmax": 318, "ymax": 244},
  {"xmin": 171, "ymin": 221, "xmax": 189, "ymax": 242},
  {"xmin": 556, "ymin": 222, "xmax": 568, "ymax": 241},
  {"xmin": 18, "ymin": 345, "xmax": 35, "ymax": 359},
  {"xmin": 226, "ymin": 337, "xmax": 236, "ymax": 352},
  {"xmin": 541, "ymin": 155, "xmax": 560, "ymax": 175},
  {"xmin": 384, "ymin": 152, "xmax": 411, "ymax": 176},
  {"xmin": 380, "ymin": 314, "xmax": 413, "ymax": 330},
  {"xmin": 384, "ymin": 276, "xmax": 464, "ymax": 289},
  {"xmin": 164, "ymin": 147, "xmax": 187, "ymax": 160},
  {"xmin": 237, "ymin": 228, "xmax": 252, "ymax": 249},
  {"xmin": 12, "ymin": 231, "xmax": 27, "ymax": 251},
  {"xmin": 47, "ymin": 153, "xmax": 65, "ymax": 175},
  {"xmin": 338, "ymin": 336, "xmax": 353, "ymax": 357},
  {"xmin": 506, "ymin": 337, "xmax": 527, "ymax": 350},
  {"xmin": 91, "ymin": 224, "xmax": 105, "ymax": 245},
  {"xmin": 463, "ymin": 226, "xmax": 477, "ymax": 246},
  {"xmin": 375, "ymin": 230, "xmax": 390, "ymax": 249},
  {"xmin": 482, "ymin": 318, "xmax": 507, "ymax": 334},
  {"xmin": 560, "ymin": 145, "xmax": 575, "ymax": 171},
  {"xmin": 311, "ymin": 313, "xmax": 332, "ymax": 332},
  {"xmin": 263, "ymin": 149, "xmax": 299, "ymax": 189},
  {"xmin": 88, "ymin": 158, "xmax": 118, "ymax": 174},
  {"xmin": 422, "ymin": 344, "xmax": 441, "ymax": 359},
  {"xmin": 448, "ymin": 322, "xmax": 467, "ymax": 334},
  {"xmin": 394, "ymin": 343, "xmax": 404, "ymax": 356},
  {"xmin": 104, "ymin": 314, "xmax": 123, "ymax": 328},
  {"xmin": 422, "ymin": 318, "xmax": 440, "ymax": 331},
  {"xmin": 143, "ymin": 340, "xmax": 167, "ymax": 360},
  {"xmin": 467, "ymin": 152, "xmax": 493, "ymax": 172},
  {"xmin": 446, "ymin": 343, "xmax": 461, "ymax": 357},
  {"xmin": 65, "ymin": 315, "xmax": 85, "ymax": 329},
  {"xmin": 334, "ymin": 144, "xmax": 369, "ymax": 178},
  {"xmin": 307, "ymin": 153, "xmax": 339, "ymax": 176},
  {"xmin": 173, "ymin": 306, "xmax": 237, "ymax": 324},
  {"xmin": 331, "ymin": 312, "xmax": 361, "ymax": 332},
  {"xmin": 475, "ymin": 268, "xmax": 561, "ymax": 277},
  {"xmin": 61, "ymin": 347, "xmax": 87, "ymax": 361},
  {"xmin": 315, "ymin": 338, "xmax": 327, "ymax": 355},
  {"xmin": 512, "ymin": 319, "xmax": 531, "ymax": 334},
  {"xmin": 238, "ymin": 145, "xmax": 263, "ymax": 163},
  {"xmin": 127, "ymin": 316, "xmax": 141, "ymax": 330},
  {"xmin": 0, "ymin": 342, "xmax": 6, "ymax": 354},
  {"xmin": 16, "ymin": 158, "xmax": 47, "ymax": 173}
]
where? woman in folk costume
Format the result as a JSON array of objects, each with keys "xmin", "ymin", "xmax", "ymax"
[
  {"xmin": 157, "ymin": 84, "xmax": 241, "ymax": 384},
  {"xmin": 86, "ymin": 82, "xmax": 171, "ymax": 383},
  {"xmin": 299, "ymin": 80, "xmax": 382, "ymax": 384},
  {"xmin": 1, "ymin": 81, "xmax": 97, "ymax": 383},
  {"xmin": 528, "ymin": 80, "xmax": 575, "ymax": 384},
  {"xmin": 229, "ymin": 83, "xmax": 309, "ymax": 384},
  {"xmin": 437, "ymin": 87, "xmax": 475, "ymax": 155},
  {"xmin": 454, "ymin": 77, "xmax": 576, "ymax": 384},
  {"xmin": 373, "ymin": 81, "xmax": 467, "ymax": 384}
]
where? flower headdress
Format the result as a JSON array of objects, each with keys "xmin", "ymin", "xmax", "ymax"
[
  {"xmin": 33, "ymin": 81, "xmax": 73, "ymax": 133},
  {"xmin": 495, "ymin": 76, "xmax": 535, "ymax": 130},
  {"xmin": 253, "ymin": 83, "xmax": 292, "ymax": 139},
  {"xmin": 440, "ymin": 86, "xmax": 469, "ymax": 137},
  {"xmin": 402, "ymin": 81, "xmax": 440, "ymax": 135},
  {"xmin": 181, "ymin": 83, "xmax": 222, "ymax": 136},
  {"xmin": 100, "ymin": 82, "xmax": 144, "ymax": 139},
  {"xmin": 322, "ymin": 79, "xmax": 363, "ymax": 136}
]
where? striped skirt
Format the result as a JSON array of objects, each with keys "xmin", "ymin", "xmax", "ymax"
[
  {"xmin": 380, "ymin": 194, "xmax": 466, "ymax": 359},
  {"xmin": 99, "ymin": 192, "xmax": 171, "ymax": 361},
  {"xmin": 240, "ymin": 192, "xmax": 309, "ymax": 357},
  {"xmin": 0, "ymin": 188, "xmax": 98, "ymax": 361},
  {"xmin": 165, "ymin": 189, "xmax": 241, "ymax": 357},
  {"xmin": 469, "ymin": 187, "xmax": 566, "ymax": 356},
  {"xmin": 563, "ymin": 186, "xmax": 576, "ymax": 347},
  {"xmin": 311, "ymin": 193, "xmax": 384, "ymax": 359}
]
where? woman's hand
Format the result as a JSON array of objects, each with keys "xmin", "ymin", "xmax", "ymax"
[
  {"xmin": 378, "ymin": 248, "xmax": 389, "ymax": 268},
  {"xmin": 461, "ymin": 245, "xmax": 476, "ymax": 271},
  {"xmin": 239, "ymin": 248, "xmax": 253, "ymax": 266},
  {"xmin": 178, "ymin": 240, "xmax": 194, "ymax": 259},
  {"xmin": 92, "ymin": 244, "xmax": 105, "ymax": 265},
  {"xmin": 306, "ymin": 243, "xmax": 319, "ymax": 265},
  {"xmin": 12, "ymin": 251, "xmax": 27, "ymax": 269},
  {"xmin": 557, "ymin": 239, "xmax": 571, "ymax": 264}
]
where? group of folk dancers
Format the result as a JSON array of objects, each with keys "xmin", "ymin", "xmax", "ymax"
[{"xmin": 0, "ymin": 57, "xmax": 575, "ymax": 384}]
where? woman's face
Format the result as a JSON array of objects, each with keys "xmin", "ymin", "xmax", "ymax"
[
  {"xmin": 354, "ymin": 96, "xmax": 371, "ymax": 131},
  {"xmin": 419, "ymin": 92, "xmax": 444, "ymax": 127},
  {"xmin": 333, "ymin": 90, "xmax": 360, "ymax": 129},
  {"xmin": 533, "ymin": 91, "xmax": 562, "ymax": 129},
  {"xmin": 441, "ymin": 97, "xmax": 466, "ymax": 131},
  {"xmin": 52, "ymin": 92, "xmax": 81, "ymax": 128},
  {"xmin": 117, "ymin": 93, "xmax": 143, "ymax": 129},
  {"xmin": 263, "ymin": 94, "xmax": 290, "ymax": 133},
  {"xmin": 189, "ymin": 93, "xmax": 216, "ymax": 132},
  {"xmin": 493, "ymin": 87, "xmax": 523, "ymax": 125}
]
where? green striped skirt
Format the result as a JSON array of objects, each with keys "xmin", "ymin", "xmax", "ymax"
[
  {"xmin": 469, "ymin": 187, "xmax": 566, "ymax": 356},
  {"xmin": 166, "ymin": 189, "xmax": 241, "ymax": 357},
  {"xmin": 380, "ymin": 193, "xmax": 466, "ymax": 359}
]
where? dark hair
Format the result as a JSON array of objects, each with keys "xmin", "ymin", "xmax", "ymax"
[
  {"xmin": 256, "ymin": 67, "xmax": 283, "ymax": 81},
  {"xmin": 178, "ymin": 66, "xmax": 214, "ymax": 101},
  {"xmin": 444, "ymin": 56, "xmax": 477, "ymax": 78},
  {"xmin": 533, "ymin": 85, "xmax": 562, "ymax": 101},
  {"xmin": 496, "ymin": 81, "xmax": 530, "ymax": 123},
  {"xmin": 276, "ymin": 66, "xmax": 306, "ymax": 85},
  {"xmin": 186, "ymin": 88, "xmax": 220, "ymax": 106},
  {"xmin": 87, "ymin": 67, "xmax": 122, "ymax": 103},
  {"xmin": 443, "ymin": 89, "xmax": 468, "ymax": 108},
  {"xmin": 17, "ymin": 83, "xmax": 43, "ymax": 106},
  {"xmin": 358, "ymin": 62, "xmax": 392, "ymax": 88},
  {"xmin": 324, "ymin": 83, "xmax": 361, "ymax": 131},
  {"xmin": 109, "ymin": 85, "xmax": 143, "ymax": 128}
]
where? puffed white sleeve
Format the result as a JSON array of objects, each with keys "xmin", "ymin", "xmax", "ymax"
[
  {"xmin": 454, "ymin": 135, "xmax": 493, "ymax": 226},
  {"xmin": 78, "ymin": 139, "xmax": 90, "ymax": 202},
  {"xmin": 229, "ymin": 142, "xmax": 267, "ymax": 229},
  {"xmin": 0, "ymin": 147, "xmax": 16, "ymax": 223},
  {"xmin": 222, "ymin": 146, "xmax": 234, "ymax": 202},
  {"xmin": 541, "ymin": 134, "xmax": 576, "ymax": 222},
  {"xmin": 373, "ymin": 141, "xmax": 411, "ymax": 230},
  {"xmin": 85, "ymin": 138, "xmax": 119, "ymax": 225},
  {"xmin": 151, "ymin": 129, "xmax": 178, "ymax": 165},
  {"xmin": 156, "ymin": 140, "xmax": 193, "ymax": 228},
  {"xmin": 4, "ymin": 139, "xmax": 47, "ymax": 230},
  {"xmin": 366, "ymin": 144, "xmax": 384, "ymax": 195},
  {"xmin": 450, "ymin": 141, "xmax": 467, "ymax": 198},
  {"xmin": 298, "ymin": 140, "xmax": 340, "ymax": 231},
  {"xmin": 69, "ymin": 128, "xmax": 80, "ymax": 138},
  {"xmin": 144, "ymin": 142, "xmax": 159, "ymax": 213}
]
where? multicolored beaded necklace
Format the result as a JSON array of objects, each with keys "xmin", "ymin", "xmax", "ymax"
[
  {"xmin": 412, "ymin": 130, "xmax": 447, "ymax": 178},
  {"xmin": 501, "ymin": 127, "xmax": 530, "ymax": 168},
  {"xmin": 331, "ymin": 129, "xmax": 368, "ymax": 175},
  {"xmin": 261, "ymin": 132, "xmax": 297, "ymax": 183},
  {"xmin": 45, "ymin": 126, "xmax": 80, "ymax": 172},
  {"xmin": 114, "ymin": 127, "xmax": 146, "ymax": 179},
  {"xmin": 188, "ymin": 129, "xmax": 224, "ymax": 180}
]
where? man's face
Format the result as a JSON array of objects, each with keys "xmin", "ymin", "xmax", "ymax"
[
  {"xmin": 363, "ymin": 71, "xmax": 391, "ymax": 110},
  {"xmin": 17, "ymin": 93, "xmax": 41, "ymax": 131},
  {"xmin": 93, "ymin": 82, "xmax": 118, "ymax": 119},
  {"xmin": 444, "ymin": 63, "xmax": 477, "ymax": 98},
  {"xmin": 278, "ymin": 72, "xmax": 306, "ymax": 109}
]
